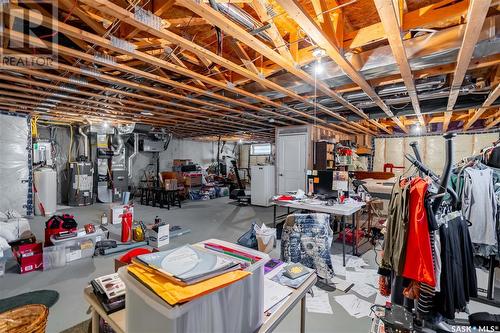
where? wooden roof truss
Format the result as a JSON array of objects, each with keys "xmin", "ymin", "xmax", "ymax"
[{"xmin": 0, "ymin": 0, "xmax": 498, "ymax": 139}]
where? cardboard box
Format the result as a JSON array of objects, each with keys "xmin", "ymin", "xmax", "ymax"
[
  {"xmin": 173, "ymin": 159, "xmax": 191, "ymax": 167},
  {"xmin": 12, "ymin": 242, "xmax": 43, "ymax": 274},
  {"xmin": 110, "ymin": 205, "xmax": 134, "ymax": 225},
  {"xmin": 185, "ymin": 173, "xmax": 202, "ymax": 187},
  {"xmin": 149, "ymin": 224, "xmax": 169, "ymax": 249},
  {"xmin": 164, "ymin": 179, "xmax": 178, "ymax": 190}
]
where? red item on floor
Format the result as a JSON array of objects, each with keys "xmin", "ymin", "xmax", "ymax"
[
  {"xmin": 12, "ymin": 242, "xmax": 43, "ymax": 274},
  {"xmin": 276, "ymin": 195, "xmax": 294, "ymax": 201},
  {"xmin": 44, "ymin": 214, "xmax": 78, "ymax": 246},
  {"xmin": 120, "ymin": 206, "xmax": 133, "ymax": 243},
  {"xmin": 338, "ymin": 228, "xmax": 365, "ymax": 245}
]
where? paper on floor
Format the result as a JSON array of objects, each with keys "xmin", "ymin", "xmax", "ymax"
[
  {"xmin": 306, "ymin": 286, "xmax": 333, "ymax": 315},
  {"xmin": 346, "ymin": 269, "xmax": 379, "ymax": 288},
  {"xmin": 351, "ymin": 283, "xmax": 377, "ymax": 298},
  {"xmin": 331, "ymin": 277, "xmax": 354, "ymax": 292},
  {"xmin": 332, "ymin": 262, "xmax": 346, "ymax": 276},
  {"xmin": 334, "ymin": 294, "xmax": 373, "ymax": 318},
  {"xmin": 331, "ymin": 254, "xmax": 368, "ymax": 269}
]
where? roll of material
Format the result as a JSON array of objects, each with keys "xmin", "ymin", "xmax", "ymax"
[{"xmin": 34, "ymin": 167, "xmax": 57, "ymax": 216}]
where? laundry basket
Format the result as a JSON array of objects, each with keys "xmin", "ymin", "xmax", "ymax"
[{"xmin": 0, "ymin": 304, "xmax": 49, "ymax": 333}]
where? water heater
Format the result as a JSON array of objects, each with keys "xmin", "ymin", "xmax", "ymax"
[{"xmin": 34, "ymin": 167, "xmax": 57, "ymax": 216}]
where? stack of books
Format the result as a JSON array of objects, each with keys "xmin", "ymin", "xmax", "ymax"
[
  {"xmin": 128, "ymin": 244, "xmax": 252, "ymax": 305},
  {"xmin": 91, "ymin": 273, "xmax": 126, "ymax": 314}
]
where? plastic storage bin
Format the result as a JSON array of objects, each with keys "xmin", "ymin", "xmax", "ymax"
[
  {"xmin": 42, "ymin": 245, "xmax": 67, "ymax": 270},
  {"xmin": 0, "ymin": 259, "xmax": 5, "ymax": 277},
  {"xmin": 118, "ymin": 239, "xmax": 269, "ymax": 333},
  {"xmin": 50, "ymin": 229, "xmax": 105, "ymax": 262}
]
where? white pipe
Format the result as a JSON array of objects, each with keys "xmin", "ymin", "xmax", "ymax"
[
  {"xmin": 128, "ymin": 133, "xmax": 139, "ymax": 178},
  {"xmin": 79, "ymin": 126, "xmax": 89, "ymax": 158}
]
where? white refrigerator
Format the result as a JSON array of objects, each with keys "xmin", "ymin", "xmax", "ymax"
[{"xmin": 251, "ymin": 165, "xmax": 275, "ymax": 207}]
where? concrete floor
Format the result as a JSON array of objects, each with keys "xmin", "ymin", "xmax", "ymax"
[{"xmin": 1, "ymin": 197, "xmax": 499, "ymax": 333}]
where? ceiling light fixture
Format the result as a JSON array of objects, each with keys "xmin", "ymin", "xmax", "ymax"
[
  {"xmin": 312, "ymin": 47, "xmax": 326, "ymax": 58},
  {"xmin": 412, "ymin": 122, "xmax": 423, "ymax": 135},
  {"xmin": 314, "ymin": 60, "xmax": 323, "ymax": 75},
  {"xmin": 141, "ymin": 111, "xmax": 154, "ymax": 116}
]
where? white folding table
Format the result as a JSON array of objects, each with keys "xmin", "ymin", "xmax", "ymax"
[{"xmin": 273, "ymin": 199, "xmax": 365, "ymax": 266}]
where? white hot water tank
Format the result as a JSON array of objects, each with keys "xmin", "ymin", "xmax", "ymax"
[{"xmin": 34, "ymin": 167, "xmax": 57, "ymax": 216}]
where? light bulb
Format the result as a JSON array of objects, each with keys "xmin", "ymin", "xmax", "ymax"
[
  {"xmin": 314, "ymin": 61, "xmax": 323, "ymax": 74},
  {"xmin": 412, "ymin": 123, "xmax": 422, "ymax": 134}
]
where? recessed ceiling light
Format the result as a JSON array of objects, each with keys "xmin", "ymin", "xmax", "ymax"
[{"xmin": 141, "ymin": 111, "xmax": 154, "ymax": 116}]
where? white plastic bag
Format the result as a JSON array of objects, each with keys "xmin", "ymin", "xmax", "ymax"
[
  {"xmin": 254, "ymin": 223, "xmax": 276, "ymax": 254},
  {"xmin": 296, "ymin": 189, "xmax": 306, "ymax": 199}
]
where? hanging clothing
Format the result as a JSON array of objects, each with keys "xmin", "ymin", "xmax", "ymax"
[
  {"xmin": 402, "ymin": 177, "xmax": 435, "ymax": 287},
  {"xmin": 462, "ymin": 167, "xmax": 498, "ymax": 246},
  {"xmin": 435, "ymin": 213, "xmax": 477, "ymax": 319},
  {"xmin": 434, "ymin": 230, "xmax": 442, "ymax": 292},
  {"xmin": 485, "ymin": 145, "xmax": 500, "ymax": 169},
  {"xmin": 381, "ymin": 178, "xmax": 410, "ymax": 275}
]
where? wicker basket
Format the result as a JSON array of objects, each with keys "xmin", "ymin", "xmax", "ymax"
[{"xmin": 0, "ymin": 304, "xmax": 49, "ymax": 333}]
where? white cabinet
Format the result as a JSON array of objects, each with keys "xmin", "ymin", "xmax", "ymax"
[{"xmin": 251, "ymin": 165, "xmax": 275, "ymax": 207}]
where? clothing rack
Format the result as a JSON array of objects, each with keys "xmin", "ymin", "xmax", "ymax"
[
  {"xmin": 404, "ymin": 133, "xmax": 459, "ymax": 207},
  {"xmin": 383, "ymin": 133, "xmax": 477, "ymax": 331}
]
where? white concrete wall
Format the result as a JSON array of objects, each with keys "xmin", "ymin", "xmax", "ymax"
[{"xmin": 373, "ymin": 132, "xmax": 499, "ymax": 175}]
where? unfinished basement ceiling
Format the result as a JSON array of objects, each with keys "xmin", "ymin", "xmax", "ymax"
[{"xmin": 0, "ymin": 0, "xmax": 498, "ymax": 139}]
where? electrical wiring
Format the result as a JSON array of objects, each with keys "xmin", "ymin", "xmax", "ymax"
[
  {"xmin": 372, "ymin": 238, "xmax": 383, "ymax": 267},
  {"xmin": 33, "ymin": 0, "xmax": 78, "ymax": 51},
  {"xmin": 31, "ymin": 115, "xmax": 39, "ymax": 138},
  {"xmin": 389, "ymin": 103, "xmax": 410, "ymax": 111},
  {"xmin": 68, "ymin": 124, "xmax": 73, "ymax": 163}
]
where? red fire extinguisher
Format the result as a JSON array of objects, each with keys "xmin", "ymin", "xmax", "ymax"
[{"xmin": 120, "ymin": 205, "xmax": 133, "ymax": 243}]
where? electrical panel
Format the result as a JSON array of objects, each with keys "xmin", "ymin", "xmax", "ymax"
[{"xmin": 33, "ymin": 140, "xmax": 53, "ymax": 166}]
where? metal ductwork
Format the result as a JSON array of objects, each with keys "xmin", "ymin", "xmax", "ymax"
[
  {"xmin": 111, "ymin": 129, "xmax": 125, "ymax": 155},
  {"xmin": 342, "ymin": 76, "xmax": 447, "ymax": 102},
  {"xmin": 213, "ymin": 3, "xmax": 273, "ymax": 42},
  {"xmin": 132, "ymin": 123, "xmax": 152, "ymax": 134},
  {"xmin": 78, "ymin": 126, "xmax": 89, "ymax": 158},
  {"xmin": 128, "ymin": 133, "xmax": 139, "ymax": 179},
  {"xmin": 225, "ymin": 16, "xmax": 499, "ymax": 111}
]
